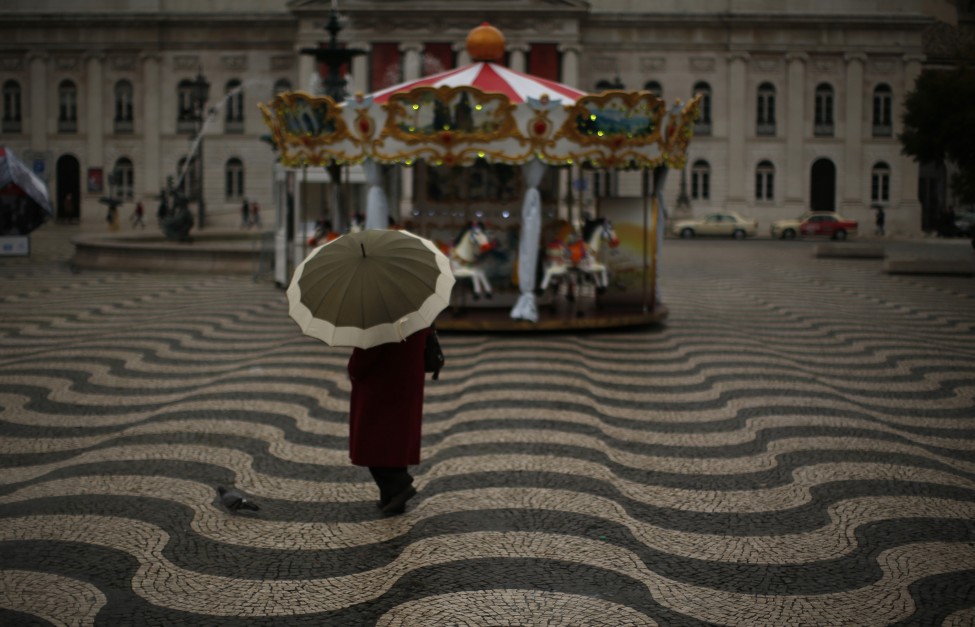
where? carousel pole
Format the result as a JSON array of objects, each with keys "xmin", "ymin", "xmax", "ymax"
[{"xmin": 642, "ymin": 168, "xmax": 650, "ymax": 313}]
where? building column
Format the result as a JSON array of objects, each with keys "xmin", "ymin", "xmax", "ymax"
[
  {"xmin": 349, "ymin": 42, "xmax": 370, "ymax": 96},
  {"xmin": 726, "ymin": 52, "xmax": 749, "ymax": 209},
  {"xmin": 558, "ymin": 44, "xmax": 580, "ymax": 88},
  {"xmin": 453, "ymin": 42, "xmax": 471, "ymax": 66},
  {"xmin": 399, "ymin": 43, "xmax": 423, "ymax": 218},
  {"xmin": 297, "ymin": 46, "xmax": 317, "ymax": 93},
  {"xmin": 784, "ymin": 52, "xmax": 808, "ymax": 213},
  {"xmin": 842, "ymin": 53, "xmax": 866, "ymax": 214},
  {"xmin": 509, "ymin": 44, "xmax": 529, "ymax": 73},
  {"xmin": 898, "ymin": 54, "xmax": 925, "ymax": 234},
  {"xmin": 28, "ymin": 52, "xmax": 48, "ymax": 152},
  {"xmin": 86, "ymin": 53, "xmax": 105, "ymax": 178},
  {"xmin": 141, "ymin": 53, "xmax": 162, "ymax": 197}
]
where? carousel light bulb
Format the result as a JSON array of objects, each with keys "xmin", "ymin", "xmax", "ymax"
[
  {"xmin": 478, "ymin": 151, "xmax": 485, "ymax": 158},
  {"xmin": 475, "ymin": 104, "xmax": 483, "ymax": 111},
  {"xmin": 408, "ymin": 126, "xmax": 416, "ymax": 132},
  {"xmin": 597, "ymin": 131, "xmax": 605, "ymax": 137},
  {"xmin": 590, "ymin": 114, "xmax": 597, "ymax": 121},
  {"xmin": 412, "ymin": 104, "xmax": 420, "ymax": 110},
  {"xmin": 502, "ymin": 210, "xmax": 510, "ymax": 218},
  {"xmin": 567, "ymin": 159, "xmax": 574, "ymax": 165}
]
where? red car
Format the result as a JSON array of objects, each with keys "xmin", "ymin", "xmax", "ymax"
[{"xmin": 799, "ymin": 213, "xmax": 858, "ymax": 240}]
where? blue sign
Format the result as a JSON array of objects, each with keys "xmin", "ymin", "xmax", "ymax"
[{"xmin": 33, "ymin": 159, "xmax": 45, "ymax": 175}]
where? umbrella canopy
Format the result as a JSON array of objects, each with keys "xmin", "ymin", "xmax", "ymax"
[
  {"xmin": 288, "ymin": 229, "xmax": 455, "ymax": 349},
  {"xmin": 370, "ymin": 61, "xmax": 586, "ymax": 105},
  {"xmin": 0, "ymin": 147, "xmax": 53, "ymax": 235}
]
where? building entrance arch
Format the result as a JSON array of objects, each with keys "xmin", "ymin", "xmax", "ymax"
[
  {"xmin": 810, "ymin": 158, "xmax": 836, "ymax": 212},
  {"xmin": 56, "ymin": 154, "xmax": 81, "ymax": 223}
]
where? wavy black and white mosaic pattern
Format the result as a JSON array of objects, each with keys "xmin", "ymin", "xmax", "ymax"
[{"xmin": 1, "ymin": 241, "xmax": 974, "ymax": 626}]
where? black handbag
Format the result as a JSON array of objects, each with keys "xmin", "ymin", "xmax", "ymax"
[{"xmin": 424, "ymin": 326, "xmax": 445, "ymax": 380}]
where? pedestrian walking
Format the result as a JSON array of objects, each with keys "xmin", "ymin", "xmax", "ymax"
[
  {"xmin": 347, "ymin": 326, "xmax": 430, "ymax": 514},
  {"xmin": 250, "ymin": 201, "xmax": 261, "ymax": 228},
  {"xmin": 874, "ymin": 205, "xmax": 885, "ymax": 236},
  {"xmin": 131, "ymin": 201, "xmax": 145, "ymax": 229},
  {"xmin": 286, "ymin": 230, "xmax": 455, "ymax": 517},
  {"xmin": 240, "ymin": 197, "xmax": 250, "ymax": 228}
]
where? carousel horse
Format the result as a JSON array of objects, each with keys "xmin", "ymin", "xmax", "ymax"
[
  {"xmin": 449, "ymin": 221, "xmax": 495, "ymax": 300},
  {"xmin": 574, "ymin": 217, "xmax": 620, "ymax": 290},
  {"xmin": 539, "ymin": 220, "xmax": 578, "ymax": 292},
  {"xmin": 540, "ymin": 217, "xmax": 620, "ymax": 293}
]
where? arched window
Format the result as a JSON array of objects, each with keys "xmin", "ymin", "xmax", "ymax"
[
  {"xmin": 872, "ymin": 84, "xmax": 893, "ymax": 137},
  {"xmin": 112, "ymin": 157, "xmax": 134, "ymax": 200},
  {"xmin": 691, "ymin": 159, "xmax": 710, "ymax": 200},
  {"xmin": 595, "ymin": 77, "xmax": 625, "ymax": 92},
  {"xmin": 814, "ymin": 83, "xmax": 834, "ymax": 136},
  {"xmin": 644, "ymin": 80, "xmax": 663, "ymax": 98},
  {"xmin": 273, "ymin": 78, "xmax": 292, "ymax": 97},
  {"xmin": 225, "ymin": 157, "xmax": 244, "ymax": 199},
  {"xmin": 756, "ymin": 82, "xmax": 776, "ymax": 136},
  {"xmin": 871, "ymin": 162, "xmax": 891, "ymax": 203},
  {"xmin": 2, "ymin": 80, "xmax": 22, "ymax": 133},
  {"xmin": 755, "ymin": 160, "xmax": 775, "ymax": 201},
  {"xmin": 114, "ymin": 80, "xmax": 134, "ymax": 134},
  {"xmin": 177, "ymin": 79, "xmax": 197, "ymax": 133},
  {"xmin": 693, "ymin": 82, "xmax": 712, "ymax": 136},
  {"xmin": 225, "ymin": 79, "xmax": 244, "ymax": 133},
  {"xmin": 58, "ymin": 80, "xmax": 78, "ymax": 133}
]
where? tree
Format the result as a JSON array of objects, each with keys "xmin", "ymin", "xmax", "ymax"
[{"xmin": 900, "ymin": 64, "xmax": 975, "ymax": 207}]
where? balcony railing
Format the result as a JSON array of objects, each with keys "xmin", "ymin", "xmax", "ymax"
[
  {"xmin": 114, "ymin": 119, "xmax": 134, "ymax": 134},
  {"xmin": 814, "ymin": 123, "xmax": 834, "ymax": 137},
  {"xmin": 2, "ymin": 119, "xmax": 21, "ymax": 134},
  {"xmin": 872, "ymin": 124, "xmax": 892, "ymax": 138},
  {"xmin": 58, "ymin": 119, "xmax": 77, "ymax": 134},
  {"xmin": 756, "ymin": 123, "xmax": 776, "ymax": 137}
]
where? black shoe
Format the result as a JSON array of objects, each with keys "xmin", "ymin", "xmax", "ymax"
[{"xmin": 381, "ymin": 486, "xmax": 417, "ymax": 515}]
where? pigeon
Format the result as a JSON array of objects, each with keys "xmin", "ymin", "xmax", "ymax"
[{"xmin": 217, "ymin": 486, "xmax": 260, "ymax": 512}]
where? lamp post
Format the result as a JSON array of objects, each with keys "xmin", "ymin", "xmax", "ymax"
[
  {"xmin": 188, "ymin": 71, "xmax": 210, "ymax": 228},
  {"xmin": 299, "ymin": 4, "xmax": 365, "ymax": 232}
]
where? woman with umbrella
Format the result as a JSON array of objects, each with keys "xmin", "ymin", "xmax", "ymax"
[{"xmin": 288, "ymin": 229, "xmax": 454, "ymax": 515}]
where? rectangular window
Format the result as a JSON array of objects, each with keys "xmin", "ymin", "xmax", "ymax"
[
  {"xmin": 528, "ymin": 43, "xmax": 560, "ymax": 81},
  {"xmin": 370, "ymin": 42, "xmax": 402, "ymax": 92},
  {"xmin": 424, "ymin": 43, "xmax": 454, "ymax": 75}
]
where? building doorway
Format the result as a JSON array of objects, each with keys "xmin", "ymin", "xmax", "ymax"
[
  {"xmin": 56, "ymin": 154, "xmax": 80, "ymax": 223},
  {"xmin": 810, "ymin": 158, "xmax": 835, "ymax": 212}
]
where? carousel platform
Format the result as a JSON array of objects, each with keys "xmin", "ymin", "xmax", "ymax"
[{"xmin": 438, "ymin": 286, "xmax": 667, "ymax": 332}]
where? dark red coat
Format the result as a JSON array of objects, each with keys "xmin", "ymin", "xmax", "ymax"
[{"xmin": 347, "ymin": 327, "xmax": 430, "ymax": 467}]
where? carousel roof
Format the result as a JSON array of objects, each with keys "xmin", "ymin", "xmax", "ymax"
[
  {"xmin": 259, "ymin": 21, "xmax": 701, "ymax": 169},
  {"xmin": 370, "ymin": 62, "xmax": 587, "ymax": 105}
]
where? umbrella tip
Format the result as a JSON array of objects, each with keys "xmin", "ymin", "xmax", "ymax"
[{"xmin": 360, "ymin": 242, "xmax": 366, "ymax": 257}]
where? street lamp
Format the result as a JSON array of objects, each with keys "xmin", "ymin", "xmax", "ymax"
[
  {"xmin": 189, "ymin": 71, "xmax": 210, "ymax": 228},
  {"xmin": 299, "ymin": 5, "xmax": 365, "ymax": 232}
]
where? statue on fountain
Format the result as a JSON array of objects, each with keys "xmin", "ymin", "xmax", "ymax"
[{"xmin": 158, "ymin": 177, "xmax": 194, "ymax": 242}]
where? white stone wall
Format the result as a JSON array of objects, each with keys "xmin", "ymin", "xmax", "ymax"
[{"xmin": 0, "ymin": 0, "xmax": 954, "ymax": 233}]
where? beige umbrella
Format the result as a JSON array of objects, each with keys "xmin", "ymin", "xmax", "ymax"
[{"xmin": 287, "ymin": 229, "xmax": 455, "ymax": 348}]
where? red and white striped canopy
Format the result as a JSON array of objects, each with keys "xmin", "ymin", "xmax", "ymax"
[{"xmin": 370, "ymin": 62, "xmax": 586, "ymax": 105}]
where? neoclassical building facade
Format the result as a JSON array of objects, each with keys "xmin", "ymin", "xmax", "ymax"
[{"xmin": 0, "ymin": 0, "xmax": 961, "ymax": 234}]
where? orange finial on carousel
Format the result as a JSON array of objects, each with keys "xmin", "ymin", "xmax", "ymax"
[{"xmin": 467, "ymin": 22, "xmax": 506, "ymax": 62}]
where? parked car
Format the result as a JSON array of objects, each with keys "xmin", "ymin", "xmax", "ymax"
[
  {"xmin": 672, "ymin": 212, "xmax": 758, "ymax": 239},
  {"xmin": 771, "ymin": 211, "xmax": 858, "ymax": 240}
]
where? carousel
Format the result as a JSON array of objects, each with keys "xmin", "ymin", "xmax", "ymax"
[{"xmin": 260, "ymin": 22, "xmax": 700, "ymax": 331}]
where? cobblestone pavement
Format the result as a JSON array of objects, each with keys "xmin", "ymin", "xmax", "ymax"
[{"xmin": 1, "ymin": 231, "xmax": 974, "ymax": 626}]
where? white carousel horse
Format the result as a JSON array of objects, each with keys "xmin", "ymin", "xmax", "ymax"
[
  {"xmin": 540, "ymin": 217, "xmax": 620, "ymax": 292},
  {"xmin": 449, "ymin": 221, "xmax": 494, "ymax": 300},
  {"xmin": 574, "ymin": 217, "xmax": 620, "ymax": 290}
]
